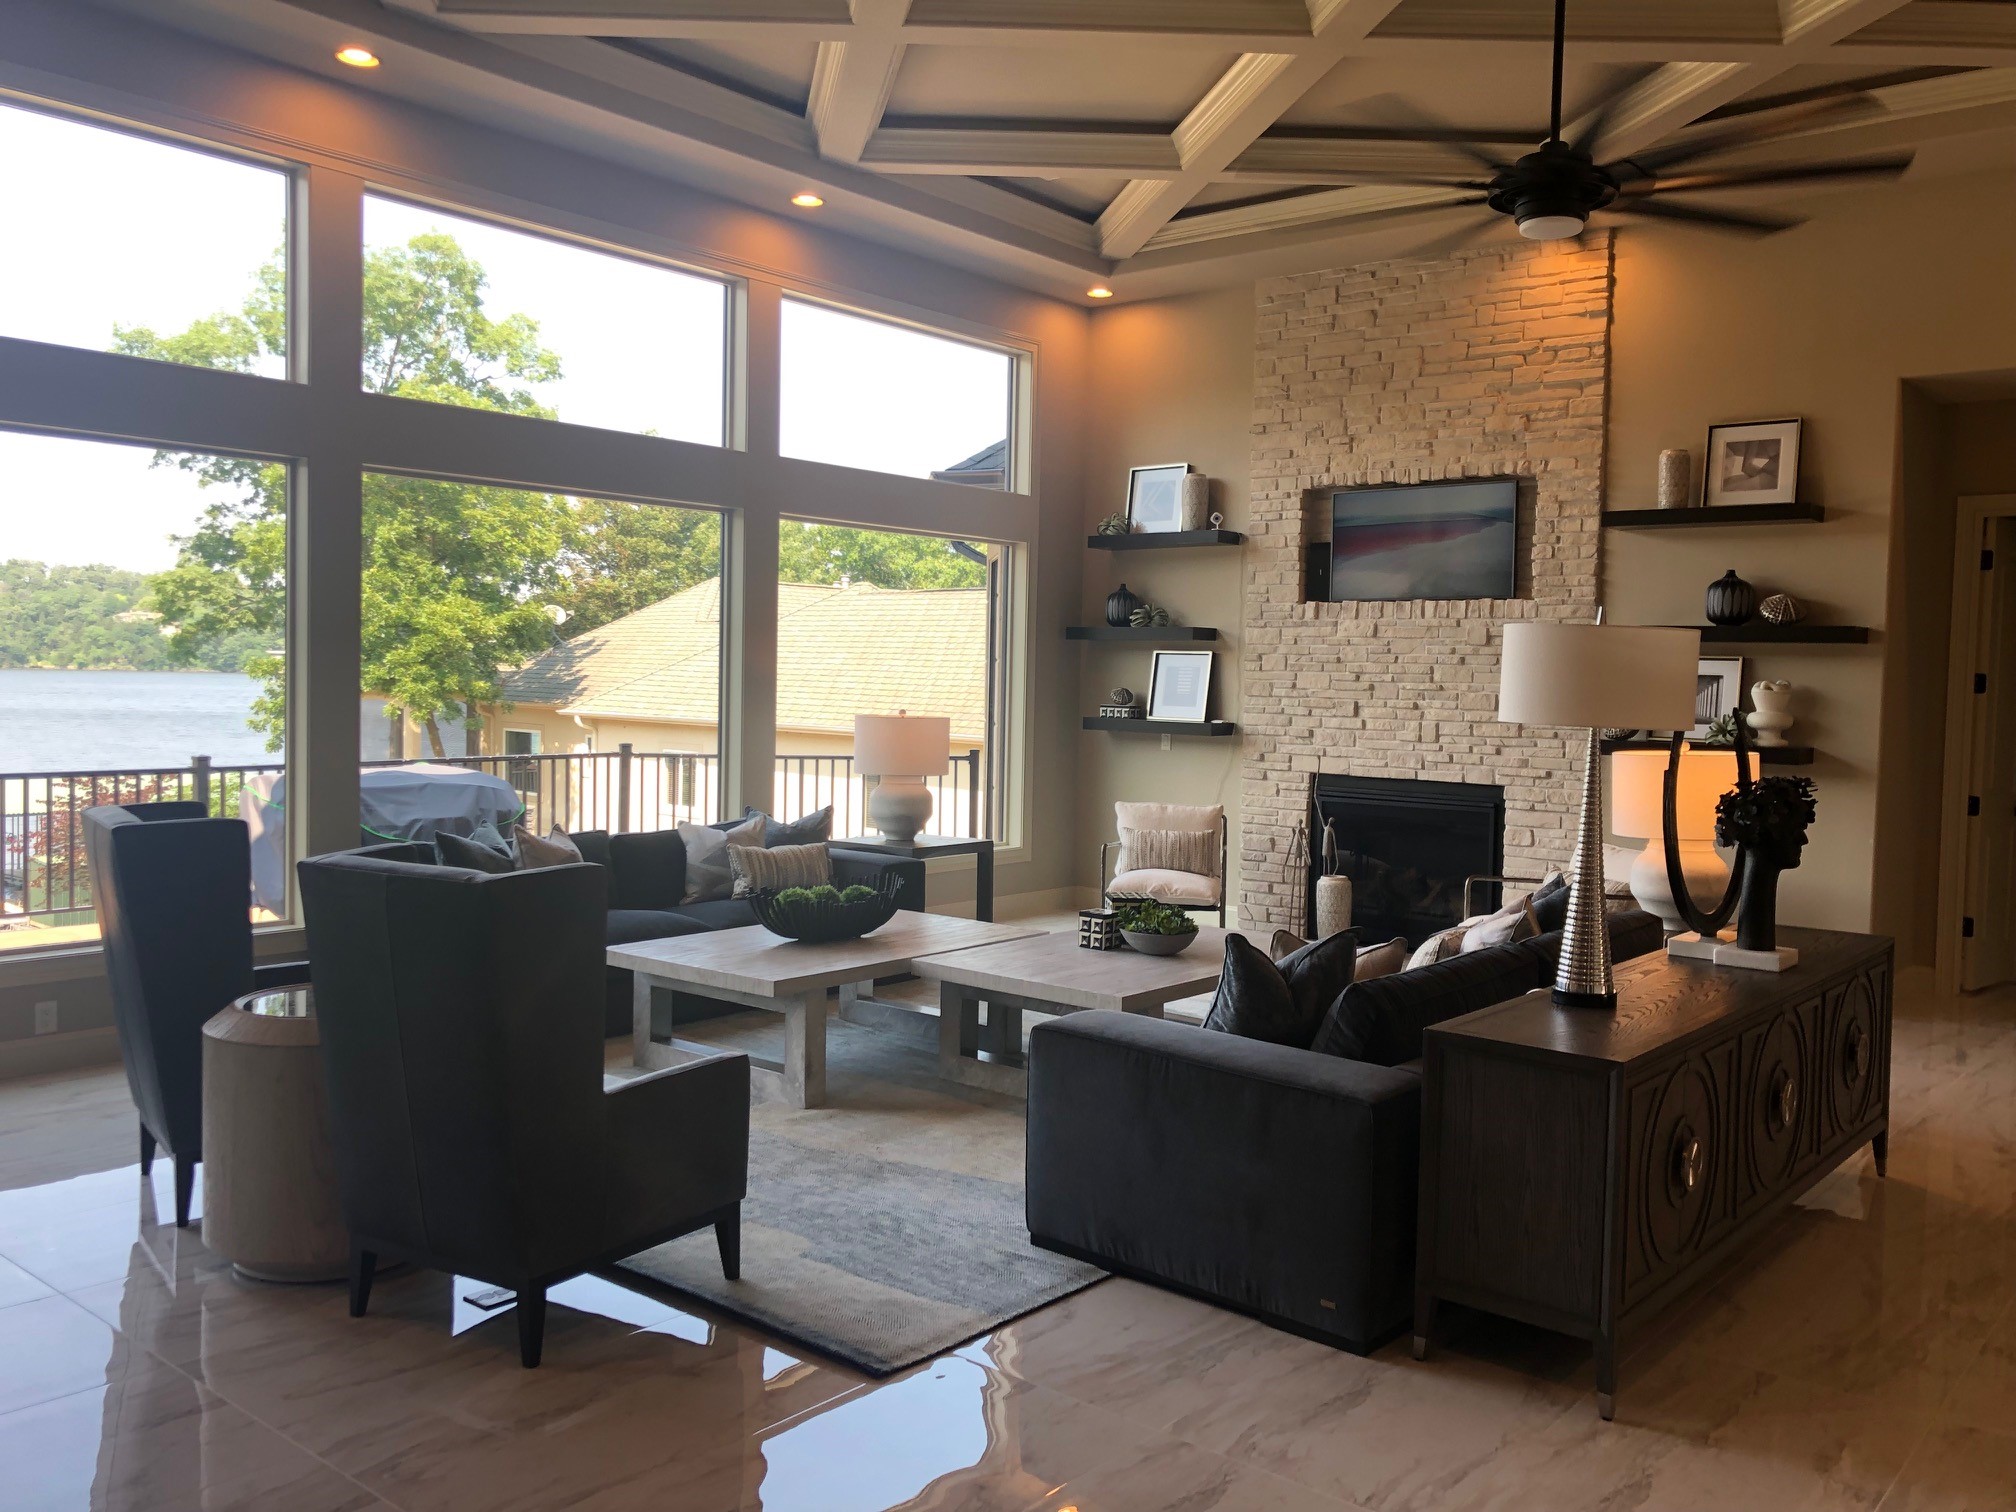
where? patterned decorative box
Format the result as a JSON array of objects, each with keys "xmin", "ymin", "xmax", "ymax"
[
  {"xmin": 1097, "ymin": 704, "xmax": 1144, "ymax": 719},
  {"xmin": 1078, "ymin": 908, "xmax": 1122, "ymax": 950}
]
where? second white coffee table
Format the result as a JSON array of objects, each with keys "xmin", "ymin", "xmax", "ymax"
[
  {"xmin": 612, "ymin": 913, "xmax": 1045, "ymax": 1107},
  {"xmin": 914, "ymin": 927, "xmax": 1231, "ymax": 1096}
]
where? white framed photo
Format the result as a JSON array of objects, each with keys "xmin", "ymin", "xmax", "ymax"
[
  {"xmin": 1147, "ymin": 649, "xmax": 1214, "ymax": 722},
  {"xmin": 1126, "ymin": 463, "xmax": 1191, "ymax": 533},
  {"xmin": 1692, "ymin": 657, "xmax": 1745, "ymax": 739},
  {"xmin": 1703, "ymin": 418, "xmax": 1802, "ymax": 507}
]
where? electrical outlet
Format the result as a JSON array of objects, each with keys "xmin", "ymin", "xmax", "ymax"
[
  {"xmin": 1160, "ymin": 734, "xmax": 1171, "ymax": 752},
  {"xmin": 33, "ymin": 1001, "xmax": 59, "ymax": 1036}
]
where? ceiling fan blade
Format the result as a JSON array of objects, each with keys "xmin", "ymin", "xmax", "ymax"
[
  {"xmin": 1645, "ymin": 154, "xmax": 1913, "ymax": 195},
  {"xmin": 1612, "ymin": 93, "xmax": 1884, "ymax": 180},
  {"xmin": 1341, "ymin": 98, "xmax": 1518, "ymax": 175},
  {"xmin": 1606, "ymin": 198, "xmax": 1802, "ymax": 236},
  {"xmin": 1402, "ymin": 207, "xmax": 1509, "ymax": 261},
  {"xmin": 1569, "ymin": 86, "xmax": 1629, "ymax": 159}
]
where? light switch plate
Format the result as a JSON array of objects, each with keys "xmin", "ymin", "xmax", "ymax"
[{"xmin": 33, "ymin": 1001, "xmax": 58, "ymax": 1035}]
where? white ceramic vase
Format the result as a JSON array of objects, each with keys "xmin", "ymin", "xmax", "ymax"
[
  {"xmin": 1747, "ymin": 679, "xmax": 1795, "ymax": 749},
  {"xmin": 1315, "ymin": 874, "xmax": 1354, "ymax": 939}
]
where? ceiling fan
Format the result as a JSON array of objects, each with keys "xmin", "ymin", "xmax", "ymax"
[{"xmin": 1352, "ymin": 0, "xmax": 1914, "ymax": 245}]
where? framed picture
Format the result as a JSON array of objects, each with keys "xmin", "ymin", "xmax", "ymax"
[
  {"xmin": 1703, "ymin": 419, "xmax": 1802, "ymax": 507},
  {"xmin": 1147, "ymin": 649, "xmax": 1214, "ymax": 722},
  {"xmin": 1692, "ymin": 657, "xmax": 1745, "ymax": 740},
  {"xmin": 1126, "ymin": 463, "xmax": 1191, "ymax": 533}
]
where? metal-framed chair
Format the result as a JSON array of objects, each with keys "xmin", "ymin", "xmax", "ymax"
[{"xmin": 1100, "ymin": 803, "xmax": 1229, "ymax": 926}]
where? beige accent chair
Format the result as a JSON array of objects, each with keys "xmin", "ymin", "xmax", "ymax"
[{"xmin": 1100, "ymin": 802, "xmax": 1227, "ymax": 925}]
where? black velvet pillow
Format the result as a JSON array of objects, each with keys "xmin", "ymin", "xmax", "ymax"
[
  {"xmin": 1310, "ymin": 944, "xmax": 1546, "ymax": 1066},
  {"xmin": 1529, "ymin": 872, "xmax": 1570, "ymax": 934},
  {"xmin": 436, "ymin": 830, "xmax": 513, "ymax": 874},
  {"xmin": 1202, "ymin": 929, "xmax": 1358, "ymax": 1048}
]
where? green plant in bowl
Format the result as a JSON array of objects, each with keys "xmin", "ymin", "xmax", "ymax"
[{"xmin": 1112, "ymin": 900, "xmax": 1199, "ymax": 955}]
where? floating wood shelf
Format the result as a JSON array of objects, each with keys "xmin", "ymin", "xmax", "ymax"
[
  {"xmin": 1087, "ymin": 529, "xmax": 1244, "ymax": 550},
  {"xmin": 1082, "ymin": 717, "xmax": 1237, "ymax": 737},
  {"xmin": 1600, "ymin": 740, "xmax": 1815, "ymax": 767},
  {"xmin": 1682, "ymin": 623, "xmax": 1871, "ymax": 644},
  {"xmin": 1066, "ymin": 625, "xmax": 1218, "ymax": 642},
  {"xmin": 1602, "ymin": 503, "xmax": 1825, "ymax": 528}
]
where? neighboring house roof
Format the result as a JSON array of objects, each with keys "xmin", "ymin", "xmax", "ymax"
[
  {"xmin": 498, "ymin": 578, "xmax": 987, "ymax": 741},
  {"xmin": 929, "ymin": 438, "xmax": 1007, "ymax": 487}
]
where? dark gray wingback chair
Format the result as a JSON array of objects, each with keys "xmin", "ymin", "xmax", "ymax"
[
  {"xmin": 296, "ymin": 850, "xmax": 749, "ymax": 1367},
  {"xmin": 82, "ymin": 801, "xmax": 309, "ymax": 1227}
]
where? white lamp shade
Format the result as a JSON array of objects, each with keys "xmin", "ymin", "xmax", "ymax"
[
  {"xmin": 1498, "ymin": 623, "xmax": 1700, "ymax": 731},
  {"xmin": 852, "ymin": 714, "xmax": 951, "ymax": 777},
  {"xmin": 1611, "ymin": 744, "xmax": 1758, "ymax": 842}
]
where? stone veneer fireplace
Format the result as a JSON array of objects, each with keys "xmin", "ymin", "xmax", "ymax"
[
  {"xmin": 1307, "ymin": 775, "xmax": 1504, "ymax": 948},
  {"xmin": 1240, "ymin": 234, "xmax": 1614, "ymax": 933}
]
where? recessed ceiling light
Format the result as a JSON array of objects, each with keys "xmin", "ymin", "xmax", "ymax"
[
  {"xmin": 335, "ymin": 45, "xmax": 380, "ymax": 68},
  {"xmin": 1086, "ymin": 286, "xmax": 1114, "ymax": 299},
  {"xmin": 790, "ymin": 192, "xmax": 825, "ymax": 208}
]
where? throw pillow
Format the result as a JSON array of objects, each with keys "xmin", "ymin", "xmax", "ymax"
[
  {"xmin": 1202, "ymin": 929, "xmax": 1358, "ymax": 1048},
  {"xmin": 745, "ymin": 805, "xmax": 833, "ymax": 847},
  {"xmin": 437, "ymin": 829, "xmax": 513, "ymax": 874},
  {"xmin": 1311, "ymin": 946, "xmax": 1548, "ymax": 1066},
  {"xmin": 1529, "ymin": 871, "xmax": 1570, "ymax": 933},
  {"xmin": 1460, "ymin": 896, "xmax": 1539, "ymax": 954},
  {"xmin": 1118, "ymin": 826, "xmax": 1219, "ymax": 877},
  {"xmin": 512, "ymin": 823, "xmax": 582, "ymax": 870},
  {"xmin": 679, "ymin": 815, "xmax": 764, "ymax": 904},
  {"xmin": 729, "ymin": 841, "xmax": 832, "ymax": 897},
  {"xmin": 1270, "ymin": 928, "xmax": 1306, "ymax": 960},
  {"xmin": 1354, "ymin": 936, "xmax": 1410, "ymax": 982},
  {"xmin": 1406, "ymin": 924, "xmax": 1467, "ymax": 972}
]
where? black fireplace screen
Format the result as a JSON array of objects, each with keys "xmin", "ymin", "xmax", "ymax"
[{"xmin": 1307, "ymin": 775, "xmax": 1506, "ymax": 948}]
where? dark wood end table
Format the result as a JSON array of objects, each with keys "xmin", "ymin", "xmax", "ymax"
[{"xmin": 831, "ymin": 835, "xmax": 996, "ymax": 921}]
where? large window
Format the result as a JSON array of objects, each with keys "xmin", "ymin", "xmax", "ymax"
[
  {"xmin": 0, "ymin": 103, "xmax": 290, "ymax": 378},
  {"xmin": 780, "ymin": 298, "xmax": 1014, "ymax": 488},
  {"xmin": 0, "ymin": 430, "xmax": 290, "ymax": 951},
  {"xmin": 361, "ymin": 196, "xmax": 728, "ymax": 442},
  {"xmin": 361, "ymin": 478, "xmax": 724, "ymax": 834},
  {"xmin": 773, "ymin": 521, "xmax": 1002, "ymax": 838}
]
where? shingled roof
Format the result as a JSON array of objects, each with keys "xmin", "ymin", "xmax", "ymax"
[{"xmin": 499, "ymin": 578, "xmax": 986, "ymax": 741}]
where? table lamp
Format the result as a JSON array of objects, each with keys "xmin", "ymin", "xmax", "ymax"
[
  {"xmin": 1611, "ymin": 744, "xmax": 1757, "ymax": 934},
  {"xmin": 853, "ymin": 712, "xmax": 951, "ymax": 842},
  {"xmin": 1498, "ymin": 622, "xmax": 1700, "ymax": 1009}
]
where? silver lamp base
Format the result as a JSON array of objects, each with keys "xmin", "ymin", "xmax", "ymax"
[{"xmin": 1556, "ymin": 727, "xmax": 1616, "ymax": 1010}]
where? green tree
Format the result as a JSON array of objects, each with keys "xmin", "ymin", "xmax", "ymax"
[{"xmin": 778, "ymin": 521, "xmax": 985, "ymax": 589}]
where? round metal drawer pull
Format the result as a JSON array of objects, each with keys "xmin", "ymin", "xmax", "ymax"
[
  {"xmin": 1844, "ymin": 1022, "xmax": 1871, "ymax": 1083},
  {"xmin": 1771, "ymin": 1070, "xmax": 1799, "ymax": 1132},
  {"xmin": 1669, "ymin": 1125, "xmax": 1705, "ymax": 1201}
]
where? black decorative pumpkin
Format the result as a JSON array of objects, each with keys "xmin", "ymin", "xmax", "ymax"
[
  {"xmin": 1705, "ymin": 569, "xmax": 1757, "ymax": 627},
  {"xmin": 1105, "ymin": 582, "xmax": 1141, "ymax": 627}
]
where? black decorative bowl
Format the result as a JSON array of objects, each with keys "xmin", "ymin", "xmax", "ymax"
[{"xmin": 747, "ymin": 880, "xmax": 903, "ymax": 943}]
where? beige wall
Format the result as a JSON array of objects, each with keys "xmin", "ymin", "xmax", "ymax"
[
  {"xmin": 1076, "ymin": 167, "xmax": 2016, "ymax": 955},
  {"xmin": 1075, "ymin": 287, "xmax": 1256, "ymax": 896}
]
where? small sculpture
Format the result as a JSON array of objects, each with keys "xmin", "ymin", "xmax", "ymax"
[
  {"xmin": 1746, "ymin": 679, "xmax": 1795, "ymax": 748},
  {"xmin": 1096, "ymin": 512, "xmax": 1131, "ymax": 536},
  {"xmin": 1759, "ymin": 592, "xmax": 1805, "ymax": 626},
  {"xmin": 1715, "ymin": 776, "xmax": 1818, "ymax": 954},
  {"xmin": 1705, "ymin": 569, "xmax": 1757, "ymax": 626},
  {"xmin": 1109, "ymin": 686, "xmax": 1134, "ymax": 707},
  {"xmin": 1129, "ymin": 603, "xmax": 1172, "ymax": 628}
]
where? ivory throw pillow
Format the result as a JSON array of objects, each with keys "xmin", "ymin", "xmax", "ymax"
[
  {"xmin": 512, "ymin": 823, "xmax": 583, "ymax": 870},
  {"xmin": 729, "ymin": 841, "xmax": 832, "ymax": 897},
  {"xmin": 679, "ymin": 815, "xmax": 765, "ymax": 904},
  {"xmin": 1119, "ymin": 826, "xmax": 1218, "ymax": 877},
  {"xmin": 1353, "ymin": 936, "xmax": 1410, "ymax": 982},
  {"xmin": 1406, "ymin": 924, "xmax": 1468, "ymax": 972},
  {"xmin": 1459, "ymin": 896, "xmax": 1540, "ymax": 954}
]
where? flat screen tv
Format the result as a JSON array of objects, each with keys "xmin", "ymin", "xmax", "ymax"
[{"xmin": 1328, "ymin": 477, "xmax": 1519, "ymax": 601}]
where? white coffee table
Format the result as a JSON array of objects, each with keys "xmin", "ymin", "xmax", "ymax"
[
  {"xmin": 612, "ymin": 914, "xmax": 1045, "ymax": 1107},
  {"xmin": 913, "ymin": 926, "xmax": 1232, "ymax": 1096}
]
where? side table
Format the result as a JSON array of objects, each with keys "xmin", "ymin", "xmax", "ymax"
[
  {"xmin": 831, "ymin": 835, "xmax": 996, "ymax": 921},
  {"xmin": 201, "ymin": 987, "xmax": 348, "ymax": 1282}
]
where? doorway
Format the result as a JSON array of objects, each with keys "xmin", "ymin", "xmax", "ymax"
[{"xmin": 1939, "ymin": 497, "xmax": 2016, "ymax": 992}]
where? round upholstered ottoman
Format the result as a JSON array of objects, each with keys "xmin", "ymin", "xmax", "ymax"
[{"xmin": 201, "ymin": 987, "xmax": 347, "ymax": 1283}]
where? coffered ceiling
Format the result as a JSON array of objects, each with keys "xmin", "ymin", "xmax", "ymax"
[{"xmin": 113, "ymin": 0, "xmax": 2016, "ymax": 300}]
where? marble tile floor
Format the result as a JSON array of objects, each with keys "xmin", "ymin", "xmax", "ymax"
[{"xmin": 0, "ymin": 969, "xmax": 2011, "ymax": 1511}]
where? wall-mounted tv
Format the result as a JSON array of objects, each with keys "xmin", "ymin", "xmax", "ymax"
[{"xmin": 1326, "ymin": 477, "xmax": 1519, "ymax": 601}]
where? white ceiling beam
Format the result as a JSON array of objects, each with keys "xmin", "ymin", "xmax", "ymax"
[
  {"xmin": 861, "ymin": 127, "xmax": 1181, "ymax": 175},
  {"xmin": 1139, "ymin": 184, "xmax": 1474, "ymax": 250},
  {"xmin": 1094, "ymin": 0, "xmax": 1411, "ymax": 259},
  {"xmin": 384, "ymin": 0, "xmax": 854, "ymax": 37},
  {"xmin": 1224, "ymin": 134, "xmax": 1519, "ymax": 182},
  {"xmin": 807, "ymin": 0, "xmax": 912, "ymax": 164}
]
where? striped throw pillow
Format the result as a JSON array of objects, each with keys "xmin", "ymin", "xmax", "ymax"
[
  {"xmin": 729, "ymin": 841, "xmax": 832, "ymax": 898},
  {"xmin": 1119, "ymin": 826, "xmax": 1219, "ymax": 877}
]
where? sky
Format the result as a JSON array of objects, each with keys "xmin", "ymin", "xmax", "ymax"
[{"xmin": 0, "ymin": 100, "xmax": 1013, "ymax": 576}]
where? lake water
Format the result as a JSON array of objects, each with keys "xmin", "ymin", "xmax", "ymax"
[{"xmin": 0, "ymin": 668, "xmax": 272, "ymax": 774}]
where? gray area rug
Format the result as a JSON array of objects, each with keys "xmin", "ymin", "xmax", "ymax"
[{"xmin": 613, "ymin": 1008, "xmax": 1105, "ymax": 1375}]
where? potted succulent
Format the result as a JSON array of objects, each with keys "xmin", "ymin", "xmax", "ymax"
[
  {"xmin": 1713, "ymin": 775, "xmax": 1817, "ymax": 952},
  {"xmin": 1113, "ymin": 899, "xmax": 1200, "ymax": 956},
  {"xmin": 748, "ymin": 879, "xmax": 903, "ymax": 943}
]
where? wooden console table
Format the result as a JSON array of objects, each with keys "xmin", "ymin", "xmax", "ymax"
[{"xmin": 1412, "ymin": 927, "xmax": 1892, "ymax": 1419}]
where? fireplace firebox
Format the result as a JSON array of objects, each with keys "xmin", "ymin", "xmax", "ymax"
[{"xmin": 1306, "ymin": 775, "xmax": 1506, "ymax": 948}]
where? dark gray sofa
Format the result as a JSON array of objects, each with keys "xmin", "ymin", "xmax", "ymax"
[
  {"xmin": 347, "ymin": 823, "xmax": 924, "ymax": 1035},
  {"xmin": 1025, "ymin": 910, "xmax": 1663, "ymax": 1354}
]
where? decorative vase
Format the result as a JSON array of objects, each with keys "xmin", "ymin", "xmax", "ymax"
[
  {"xmin": 1105, "ymin": 583, "xmax": 1140, "ymax": 627},
  {"xmin": 1314, "ymin": 874, "xmax": 1353, "ymax": 940},
  {"xmin": 1746, "ymin": 679, "xmax": 1795, "ymax": 749},
  {"xmin": 1705, "ymin": 569, "xmax": 1757, "ymax": 626},
  {"xmin": 1657, "ymin": 449, "xmax": 1691, "ymax": 509},
  {"xmin": 1759, "ymin": 592, "xmax": 1805, "ymax": 626},
  {"xmin": 1180, "ymin": 474, "xmax": 1211, "ymax": 531}
]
